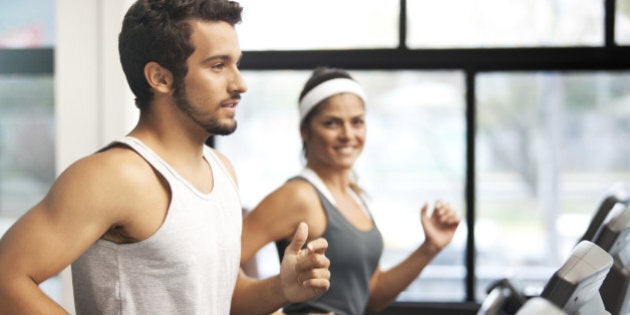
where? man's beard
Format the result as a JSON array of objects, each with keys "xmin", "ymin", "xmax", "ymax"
[{"xmin": 174, "ymin": 87, "xmax": 238, "ymax": 136}]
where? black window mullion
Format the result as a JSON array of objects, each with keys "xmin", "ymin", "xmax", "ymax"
[
  {"xmin": 605, "ymin": 0, "xmax": 616, "ymax": 47},
  {"xmin": 465, "ymin": 70, "xmax": 477, "ymax": 302},
  {"xmin": 399, "ymin": 0, "xmax": 407, "ymax": 50}
]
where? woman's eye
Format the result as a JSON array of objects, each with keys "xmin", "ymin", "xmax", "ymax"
[{"xmin": 323, "ymin": 120, "xmax": 338, "ymax": 127}]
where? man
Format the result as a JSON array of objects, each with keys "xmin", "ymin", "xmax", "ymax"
[{"xmin": 0, "ymin": 0, "xmax": 330, "ymax": 314}]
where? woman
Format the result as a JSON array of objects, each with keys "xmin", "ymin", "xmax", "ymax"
[{"xmin": 241, "ymin": 67, "xmax": 460, "ymax": 315}]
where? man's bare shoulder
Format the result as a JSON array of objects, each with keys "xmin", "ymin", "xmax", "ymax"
[
  {"xmin": 47, "ymin": 145, "xmax": 160, "ymax": 220},
  {"xmin": 59, "ymin": 145, "xmax": 153, "ymax": 186}
]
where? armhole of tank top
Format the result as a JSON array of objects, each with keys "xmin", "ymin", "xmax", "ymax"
[
  {"xmin": 92, "ymin": 137, "xmax": 174, "ymax": 247},
  {"xmin": 289, "ymin": 176, "xmax": 335, "ymax": 238},
  {"xmin": 274, "ymin": 178, "xmax": 330, "ymax": 261}
]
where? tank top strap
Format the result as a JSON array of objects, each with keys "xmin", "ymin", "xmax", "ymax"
[
  {"xmin": 295, "ymin": 168, "xmax": 372, "ymax": 218},
  {"xmin": 297, "ymin": 168, "xmax": 336, "ymax": 206},
  {"xmin": 289, "ymin": 176, "xmax": 336, "ymax": 218},
  {"xmin": 114, "ymin": 136, "xmax": 175, "ymax": 182},
  {"xmin": 113, "ymin": 137, "xmax": 215, "ymax": 199},
  {"xmin": 202, "ymin": 146, "xmax": 238, "ymax": 193}
]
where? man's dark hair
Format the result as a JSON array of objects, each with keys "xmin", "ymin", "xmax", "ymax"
[{"xmin": 119, "ymin": 0, "xmax": 243, "ymax": 109}]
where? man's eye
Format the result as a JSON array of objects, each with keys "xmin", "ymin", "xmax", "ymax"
[{"xmin": 212, "ymin": 63, "xmax": 225, "ymax": 70}]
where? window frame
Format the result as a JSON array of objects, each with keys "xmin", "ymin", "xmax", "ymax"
[{"xmin": 0, "ymin": 48, "xmax": 53, "ymax": 74}]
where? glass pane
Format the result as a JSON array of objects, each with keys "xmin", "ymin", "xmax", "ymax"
[
  {"xmin": 0, "ymin": 75, "xmax": 55, "ymax": 218},
  {"xmin": 0, "ymin": 0, "xmax": 55, "ymax": 48},
  {"xmin": 617, "ymin": 0, "xmax": 630, "ymax": 44},
  {"xmin": 0, "ymin": 74, "xmax": 58, "ymax": 300},
  {"xmin": 408, "ymin": 0, "xmax": 604, "ymax": 48},
  {"xmin": 476, "ymin": 72, "xmax": 630, "ymax": 300},
  {"xmin": 216, "ymin": 70, "xmax": 467, "ymax": 301},
  {"xmin": 236, "ymin": 0, "xmax": 398, "ymax": 50}
]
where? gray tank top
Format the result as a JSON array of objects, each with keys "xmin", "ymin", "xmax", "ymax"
[
  {"xmin": 71, "ymin": 137, "xmax": 242, "ymax": 315},
  {"xmin": 276, "ymin": 176, "xmax": 384, "ymax": 315}
]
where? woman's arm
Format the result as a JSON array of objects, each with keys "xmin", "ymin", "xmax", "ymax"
[
  {"xmin": 366, "ymin": 201, "xmax": 460, "ymax": 312},
  {"xmin": 240, "ymin": 180, "xmax": 325, "ymax": 264}
]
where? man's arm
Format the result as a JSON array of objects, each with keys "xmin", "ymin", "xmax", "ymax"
[
  {"xmin": 0, "ymin": 153, "xmax": 142, "ymax": 314},
  {"xmin": 0, "ymin": 202, "xmax": 76, "ymax": 314},
  {"xmin": 231, "ymin": 222, "xmax": 330, "ymax": 315}
]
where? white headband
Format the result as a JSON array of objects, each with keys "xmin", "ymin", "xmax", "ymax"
[{"xmin": 299, "ymin": 78, "xmax": 366, "ymax": 121}]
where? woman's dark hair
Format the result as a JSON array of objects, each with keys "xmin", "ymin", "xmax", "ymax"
[
  {"xmin": 119, "ymin": 0, "xmax": 243, "ymax": 109},
  {"xmin": 298, "ymin": 67, "xmax": 355, "ymax": 131},
  {"xmin": 298, "ymin": 67, "xmax": 354, "ymax": 102}
]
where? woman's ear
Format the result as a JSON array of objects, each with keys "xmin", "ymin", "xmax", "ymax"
[{"xmin": 144, "ymin": 61, "xmax": 173, "ymax": 94}]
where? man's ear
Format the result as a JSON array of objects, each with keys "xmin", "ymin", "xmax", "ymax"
[{"xmin": 144, "ymin": 61, "xmax": 173, "ymax": 94}]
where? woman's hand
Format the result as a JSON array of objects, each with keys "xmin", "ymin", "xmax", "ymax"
[{"xmin": 420, "ymin": 200, "xmax": 460, "ymax": 252}]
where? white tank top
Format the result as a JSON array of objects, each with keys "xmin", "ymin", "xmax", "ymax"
[{"xmin": 72, "ymin": 137, "xmax": 242, "ymax": 315}]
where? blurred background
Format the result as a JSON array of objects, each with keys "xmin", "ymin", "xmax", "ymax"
[{"xmin": 1, "ymin": 0, "xmax": 629, "ymax": 313}]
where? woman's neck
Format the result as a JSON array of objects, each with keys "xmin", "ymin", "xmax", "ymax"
[{"xmin": 306, "ymin": 164, "xmax": 351, "ymax": 195}]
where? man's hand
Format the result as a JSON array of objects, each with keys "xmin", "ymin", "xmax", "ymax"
[{"xmin": 279, "ymin": 222, "xmax": 330, "ymax": 302}]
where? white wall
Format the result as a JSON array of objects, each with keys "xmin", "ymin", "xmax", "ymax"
[{"xmin": 55, "ymin": 0, "xmax": 136, "ymax": 312}]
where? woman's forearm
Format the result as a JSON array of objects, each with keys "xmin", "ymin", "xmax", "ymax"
[{"xmin": 366, "ymin": 242, "xmax": 441, "ymax": 312}]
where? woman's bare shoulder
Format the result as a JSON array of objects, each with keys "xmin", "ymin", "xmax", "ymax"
[{"xmin": 272, "ymin": 178, "xmax": 320, "ymax": 207}]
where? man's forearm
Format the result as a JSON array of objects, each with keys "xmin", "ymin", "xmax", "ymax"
[
  {"xmin": 231, "ymin": 272, "xmax": 288, "ymax": 315},
  {"xmin": 0, "ymin": 278, "xmax": 68, "ymax": 315}
]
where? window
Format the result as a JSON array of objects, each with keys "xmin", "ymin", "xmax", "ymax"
[
  {"xmin": 0, "ymin": 75, "xmax": 55, "ymax": 218},
  {"xmin": 0, "ymin": 0, "xmax": 57, "ymax": 302},
  {"xmin": 476, "ymin": 71, "xmax": 630, "ymax": 297},
  {"xmin": 3, "ymin": 0, "xmax": 630, "ymax": 312},
  {"xmin": 235, "ymin": 0, "xmax": 630, "ymax": 308},
  {"xmin": 617, "ymin": 0, "xmax": 630, "ymax": 44},
  {"xmin": 0, "ymin": 0, "xmax": 55, "ymax": 48},
  {"xmin": 236, "ymin": 0, "xmax": 399, "ymax": 50},
  {"xmin": 407, "ymin": 0, "xmax": 603, "ymax": 48}
]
